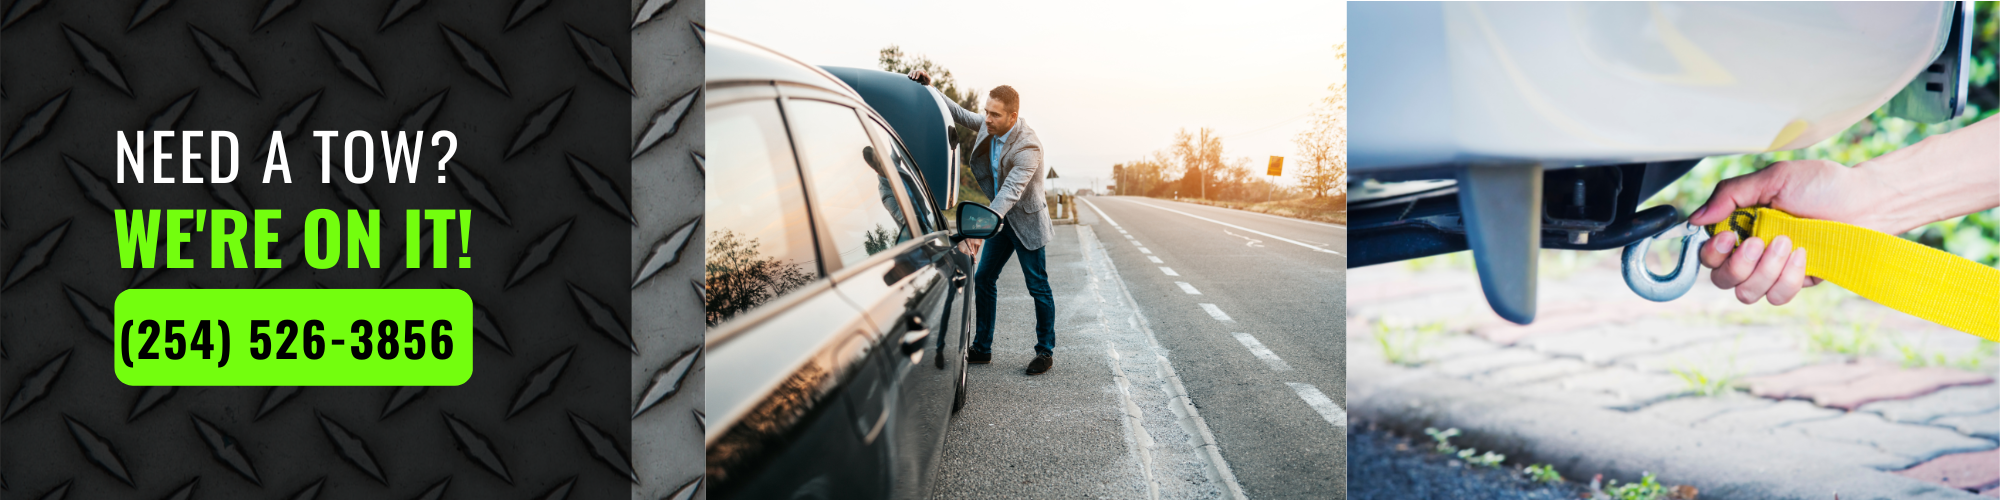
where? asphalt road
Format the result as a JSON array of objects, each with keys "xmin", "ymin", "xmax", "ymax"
[{"xmin": 1078, "ymin": 196, "xmax": 1348, "ymax": 498}]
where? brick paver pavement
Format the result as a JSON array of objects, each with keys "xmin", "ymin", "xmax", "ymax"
[{"xmin": 1349, "ymin": 252, "xmax": 2000, "ymax": 498}]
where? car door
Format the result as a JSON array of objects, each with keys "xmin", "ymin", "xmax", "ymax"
[
  {"xmin": 702, "ymin": 89, "xmax": 890, "ymax": 500},
  {"xmin": 783, "ymin": 95, "xmax": 956, "ymax": 499},
  {"xmin": 861, "ymin": 116, "xmax": 963, "ymax": 497}
]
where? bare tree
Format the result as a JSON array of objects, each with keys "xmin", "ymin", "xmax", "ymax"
[
  {"xmin": 1293, "ymin": 43, "xmax": 1348, "ymax": 199},
  {"xmin": 1171, "ymin": 127, "xmax": 1225, "ymax": 200},
  {"xmin": 705, "ymin": 229, "xmax": 817, "ymax": 326}
]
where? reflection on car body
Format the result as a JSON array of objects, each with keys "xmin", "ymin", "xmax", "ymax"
[{"xmin": 703, "ymin": 31, "xmax": 997, "ymax": 500}]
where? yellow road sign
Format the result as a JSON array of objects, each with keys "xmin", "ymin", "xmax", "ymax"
[{"xmin": 1267, "ymin": 156, "xmax": 1283, "ymax": 176}]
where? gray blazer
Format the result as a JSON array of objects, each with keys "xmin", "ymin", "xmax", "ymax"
[{"xmin": 946, "ymin": 100, "xmax": 1054, "ymax": 251}]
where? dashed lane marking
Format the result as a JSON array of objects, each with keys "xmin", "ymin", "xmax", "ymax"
[
  {"xmin": 1231, "ymin": 332, "xmax": 1292, "ymax": 371},
  {"xmin": 1199, "ymin": 303, "xmax": 1232, "ymax": 322},
  {"xmin": 1288, "ymin": 382, "xmax": 1348, "ymax": 428},
  {"xmin": 1160, "ymin": 267, "xmax": 1179, "ymax": 276},
  {"xmin": 1175, "ymin": 281, "xmax": 1201, "ymax": 295}
]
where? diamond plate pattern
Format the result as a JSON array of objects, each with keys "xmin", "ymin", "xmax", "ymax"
[
  {"xmin": 627, "ymin": 0, "xmax": 705, "ymax": 496},
  {"xmin": 4, "ymin": 1, "xmax": 700, "ymax": 498}
]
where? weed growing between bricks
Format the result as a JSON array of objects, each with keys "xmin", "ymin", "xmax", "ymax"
[
  {"xmin": 1376, "ymin": 317, "xmax": 1445, "ymax": 366},
  {"xmin": 1349, "ymin": 422, "xmax": 1589, "ymax": 500},
  {"xmin": 1355, "ymin": 422, "xmax": 1704, "ymax": 500}
]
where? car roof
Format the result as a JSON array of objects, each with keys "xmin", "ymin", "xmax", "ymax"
[
  {"xmin": 821, "ymin": 66, "xmax": 955, "ymax": 207},
  {"xmin": 707, "ymin": 30, "xmax": 862, "ymax": 98}
]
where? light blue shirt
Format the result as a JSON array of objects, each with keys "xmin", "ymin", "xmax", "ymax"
[{"xmin": 988, "ymin": 126, "xmax": 1011, "ymax": 197}]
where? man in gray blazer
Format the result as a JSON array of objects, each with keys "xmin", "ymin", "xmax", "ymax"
[{"xmin": 909, "ymin": 70, "xmax": 1058, "ymax": 375}]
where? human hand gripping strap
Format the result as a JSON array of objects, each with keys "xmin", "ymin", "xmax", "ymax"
[{"xmin": 1706, "ymin": 207, "xmax": 2000, "ymax": 341}]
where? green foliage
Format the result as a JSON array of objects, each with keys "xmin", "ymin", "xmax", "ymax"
[
  {"xmin": 1376, "ymin": 318, "xmax": 1444, "ymax": 366},
  {"xmin": 1401, "ymin": 251, "xmax": 1473, "ymax": 273},
  {"xmin": 1644, "ymin": 4, "xmax": 2000, "ymax": 266},
  {"xmin": 1671, "ymin": 336, "xmax": 1743, "ymax": 397},
  {"xmin": 1425, "ymin": 427, "xmax": 1504, "ymax": 468},
  {"xmin": 1524, "ymin": 464, "xmax": 1565, "ymax": 484},
  {"xmin": 1801, "ymin": 315, "xmax": 1881, "ymax": 360},
  {"xmin": 1458, "ymin": 448, "xmax": 1506, "ymax": 468},
  {"xmin": 863, "ymin": 225, "xmax": 895, "ymax": 255},
  {"xmin": 1670, "ymin": 365, "xmax": 1736, "ymax": 397},
  {"xmin": 1424, "ymin": 427, "xmax": 1461, "ymax": 454},
  {"xmin": 880, "ymin": 45, "xmax": 983, "ymax": 185},
  {"xmin": 1891, "ymin": 334, "xmax": 1999, "ymax": 371},
  {"xmin": 1602, "ymin": 473, "xmax": 1669, "ymax": 500}
]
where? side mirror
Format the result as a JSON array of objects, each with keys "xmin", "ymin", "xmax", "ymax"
[{"xmin": 954, "ymin": 202, "xmax": 1002, "ymax": 241}]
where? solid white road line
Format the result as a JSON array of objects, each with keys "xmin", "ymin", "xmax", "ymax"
[
  {"xmin": 1160, "ymin": 267, "xmax": 1179, "ymax": 276},
  {"xmin": 1146, "ymin": 256, "xmax": 1163, "ymax": 263},
  {"xmin": 1158, "ymin": 198, "xmax": 1349, "ymax": 230},
  {"xmin": 1287, "ymin": 382, "xmax": 1348, "ymax": 428},
  {"xmin": 1199, "ymin": 303, "xmax": 1232, "ymax": 322},
  {"xmin": 1119, "ymin": 199, "xmax": 1342, "ymax": 256},
  {"xmin": 1231, "ymin": 332, "xmax": 1293, "ymax": 371},
  {"xmin": 1084, "ymin": 198, "xmax": 1123, "ymax": 227},
  {"xmin": 1175, "ymin": 281, "xmax": 1201, "ymax": 295}
]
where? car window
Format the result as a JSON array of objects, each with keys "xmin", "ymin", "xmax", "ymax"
[
  {"xmin": 704, "ymin": 100, "xmax": 822, "ymax": 327},
  {"xmin": 786, "ymin": 99, "xmax": 914, "ymax": 268},
  {"xmin": 898, "ymin": 170, "xmax": 938, "ymax": 234},
  {"xmin": 862, "ymin": 119, "xmax": 938, "ymax": 234}
]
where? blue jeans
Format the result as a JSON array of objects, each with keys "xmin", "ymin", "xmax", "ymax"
[{"xmin": 973, "ymin": 223, "xmax": 1056, "ymax": 357}]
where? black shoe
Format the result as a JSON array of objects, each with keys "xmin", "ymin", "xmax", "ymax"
[
  {"xmin": 1025, "ymin": 354, "xmax": 1053, "ymax": 375},
  {"xmin": 968, "ymin": 351, "xmax": 991, "ymax": 364}
]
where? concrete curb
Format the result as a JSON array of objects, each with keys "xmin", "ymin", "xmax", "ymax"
[{"xmin": 1347, "ymin": 354, "xmax": 1988, "ymax": 500}]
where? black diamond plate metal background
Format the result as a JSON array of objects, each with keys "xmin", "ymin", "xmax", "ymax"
[
  {"xmin": 628, "ymin": 0, "xmax": 703, "ymax": 497},
  {"xmin": 2, "ymin": 1, "xmax": 704, "ymax": 499}
]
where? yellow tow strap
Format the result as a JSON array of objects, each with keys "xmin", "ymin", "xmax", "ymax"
[{"xmin": 1705, "ymin": 208, "xmax": 1999, "ymax": 341}]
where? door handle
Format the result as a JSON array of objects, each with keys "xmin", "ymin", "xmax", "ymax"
[{"xmin": 900, "ymin": 314, "xmax": 930, "ymax": 363}]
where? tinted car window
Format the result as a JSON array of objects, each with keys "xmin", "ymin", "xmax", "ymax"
[
  {"xmin": 862, "ymin": 119, "xmax": 938, "ymax": 234},
  {"xmin": 705, "ymin": 100, "xmax": 822, "ymax": 327},
  {"xmin": 787, "ymin": 99, "xmax": 914, "ymax": 267}
]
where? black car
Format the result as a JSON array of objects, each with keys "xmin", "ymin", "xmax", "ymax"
[{"xmin": 702, "ymin": 31, "xmax": 999, "ymax": 500}]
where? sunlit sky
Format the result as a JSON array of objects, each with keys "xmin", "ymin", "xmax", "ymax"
[{"xmin": 711, "ymin": 0, "xmax": 1346, "ymax": 192}]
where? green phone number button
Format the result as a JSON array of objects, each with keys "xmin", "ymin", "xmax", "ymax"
[{"xmin": 113, "ymin": 289, "xmax": 473, "ymax": 386}]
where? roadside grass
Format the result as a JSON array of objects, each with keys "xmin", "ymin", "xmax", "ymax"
[{"xmin": 1168, "ymin": 195, "xmax": 1347, "ymax": 225}]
